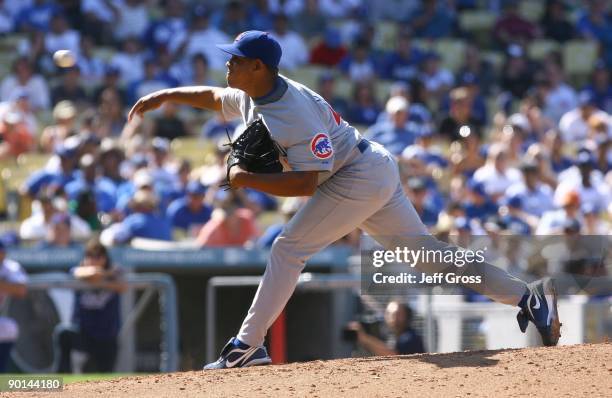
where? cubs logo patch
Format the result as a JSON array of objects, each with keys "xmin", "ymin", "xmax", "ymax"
[{"xmin": 310, "ymin": 133, "xmax": 333, "ymax": 159}]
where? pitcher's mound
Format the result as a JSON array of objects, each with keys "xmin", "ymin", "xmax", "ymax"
[{"xmin": 24, "ymin": 343, "xmax": 612, "ymax": 397}]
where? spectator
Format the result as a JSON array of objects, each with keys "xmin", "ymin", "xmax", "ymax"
[
  {"xmin": 247, "ymin": 0, "xmax": 274, "ymax": 31},
  {"xmin": 440, "ymin": 72, "xmax": 487, "ymax": 126},
  {"xmin": 112, "ymin": 0, "xmax": 148, "ymax": 42},
  {"xmin": 211, "ymin": 0, "xmax": 249, "ymax": 37},
  {"xmin": 559, "ymin": 91, "xmax": 608, "ymax": 143},
  {"xmin": 96, "ymin": 88, "xmax": 125, "ymax": 138},
  {"xmin": 76, "ymin": 35, "xmax": 106, "ymax": 86},
  {"xmin": 201, "ymin": 113, "xmax": 239, "ymax": 141},
  {"xmin": 270, "ymin": 13, "xmax": 308, "ymax": 71},
  {"xmin": 196, "ymin": 192, "xmax": 258, "ymax": 247},
  {"xmin": 449, "ymin": 129, "xmax": 484, "ymax": 177},
  {"xmin": 318, "ymin": 0, "xmax": 362, "ymax": 19},
  {"xmin": 541, "ymin": 128, "xmax": 573, "ymax": 174},
  {"xmin": 473, "ymin": 143, "xmax": 522, "ymax": 200},
  {"xmin": 576, "ymin": 0, "xmax": 612, "ymax": 67},
  {"xmin": 292, "ymin": 0, "xmax": 326, "ymax": 40},
  {"xmin": 38, "ymin": 212, "xmax": 79, "ymax": 248},
  {"xmin": 104, "ymin": 189, "xmax": 172, "ymax": 244},
  {"xmin": 20, "ymin": 191, "xmax": 92, "ymax": 241},
  {"xmin": 175, "ymin": 53, "xmax": 216, "ymax": 87},
  {"xmin": 582, "ymin": 60, "xmax": 612, "ymax": 113},
  {"xmin": 57, "ymin": 238, "xmax": 126, "ymax": 373},
  {"xmin": 497, "ymin": 195, "xmax": 532, "ymax": 236},
  {"xmin": 127, "ymin": 57, "xmax": 176, "ymax": 105},
  {"xmin": 99, "ymin": 139, "xmax": 125, "ymax": 188},
  {"xmin": 15, "ymin": 0, "xmax": 61, "ymax": 32},
  {"xmin": 438, "ymin": 87, "xmax": 482, "ymax": 142},
  {"xmin": 365, "ymin": 96, "xmax": 417, "ymax": 156},
  {"xmin": 506, "ymin": 160, "xmax": 555, "ymax": 218},
  {"xmin": 418, "ymin": 52, "xmax": 454, "ymax": 103},
  {"xmin": 542, "ymin": 60, "xmax": 577, "ymax": 124},
  {"xmin": 316, "ymin": 72, "xmax": 349, "ymax": 120},
  {"xmin": 0, "ymin": 0, "xmax": 13, "ymax": 34},
  {"xmin": 0, "ymin": 111, "xmax": 34, "ymax": 160},
  {"xmin": 0, "ymin": 89, "xmax": 38, "ymax": 135},
  {"xmin": 169, "ymin": 5, "xmax": 230, "ymax": 72},
  {"xmin": 458, "ymin": 44, "xmax": 496, "ymax": 97},
  {"xmin": 346, "ymin": 81, "xmax": 381, "ymax": 126},
  {"xmin": 310, "ymin": 28, "xmax": 347, "ymax": 67},
  {"xmin": 65, "ymin": 153, "xmax": 117, "ymax": 213},
  {"xmin": 151, "ymin": 102, "xmax": 188, "ymax": 141},
  {"xmin": 51, "ymin": 66, "xmax": 90, "ymax": 108},
  {"xmin": 339, "ymin": 39, "xmax": 378, "ymax": 82},
  {"xmin": 346, "ymin": 300, "xmax": 425, "ymax": 356},
  {"xmin": 81, "ymin": 0, "xmax": 116, "ymax": 44},
  {"xmin": 40, "ymin": 101, "xmax": 76, "ymax": 153},
  {"xmin": 500, "ymin": 44, "xmax": 534, "ymax": 102},
  {"xmin": 555, "ymin": 151, "xmax": 610, "ymax": 211},
  {"xmin": 540, "ymin": 0, "xmax": 575, "ymax": 43},
  {"xmin": 581, "ymin": 203, "xmax": 609, "ymax": 234},
  {"xmin": 380, "ymin": 32, "xmax": 423, "ymax": 82},
  {"xmin": 536, "ymin": 189, "xmax": 582, "ymax": 234},
  {"xmin": 0, "ymin": 57, "xmax": 50, "ymax": 111},
  {"xmin": 143, "ymin": 0, "xmax": 186, "ymax": 51},
  {"xmin": 404, "ymin": 177, "xmax": 439, "ymax": 227},
  {"xmin": 493, "ymin": 0, "xmax": 539, "ymax": 47},
  {"xmin": 109, "ymin": 37, "xmax": 145, "ymax": 85},
  {"xmin": 0, "ymin": 241, "xmax": 27, "ymax": 373},
  {"xmin": 22, "ymin": 142, "xmax": 80, "ymax": 198},
  {"xmin": 409, "ymin": 0, "xmax": 455, "ymax": 39},
  {"xmin": 44, "ymin": 11, "xmax": 81, "ymax": 58},
  {"xmin": 93, "ymin": 65, "xmax": 128, "ymax": 106},
  {"xmin": 166, "ymin": 180, "xmax": 212, "ymax": 237},
  {"xmin": 268, "ymin": 0, "xmax": 304, "ymax": 17},
  {"xmin": 462, "ymin": 179, "xmax": 497, "ymax": 223}
]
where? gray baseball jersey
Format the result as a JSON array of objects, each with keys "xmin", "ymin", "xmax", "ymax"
[
  {"xmin": 218, "ymin": 75, "xmax": 527, "ymax": 348},
  {"xmin": 220, "ymin": 75, "xmax": 361, "ymax": 184}
]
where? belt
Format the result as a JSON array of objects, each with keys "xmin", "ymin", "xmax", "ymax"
[{"xmin": 357, "ymin": 139, "xmax": 370, "ymax": 153}]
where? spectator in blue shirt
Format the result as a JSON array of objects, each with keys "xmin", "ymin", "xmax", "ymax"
[
  {"xmin": 380, "ymin": 32, "xmax": 423, "ymax": 82},
  {"xmin": 405, "ymin": 177, "xmax": 439, "ymax": 227},
  {"xmin": 576, "ymin": 1, "xmax": 612, "ymax": 66},
  {"xmin": 366, "ymin": 96, "xmax": 417, "ymax": 156},
  {"xmin": 166, "ymin": 180, "xmax": 212, "ymax": 237},
  {"xmin": 463, "ymin": 179, "xmax": 497, "ymax": 223},
  {"xmin": 346, "ymin": 81, "xmax": 381, "ymax": 126},
  {"xmin": 582, "ymin": 60, "xmax": 612, "ymax": 113},
  {"xmin": 143, "ymin": 0, "xmax": 187, "ymax": 51},
  {"xmin": 15, "ymin": 0, "xmax": 61, "ymax": 32},
  {"xmin": 57, "ymin": 238, "xmax": 126, "ymax": 373},
  {"xmin": 409, "ymin": 0, "xmax": 455, "ymax": 39},
  {"xmin": 441, "ymin": 72, "xmax": 488, "ymax": 125},
  {"xmin": 65, "ymin": 153, "xmax": 117, "ymax": 214},
  {"xmin": 498, "ymin": 195, "xmax": 532, "ymax": 236},
  {"xmin": 113, "ymin": 189, "xmax": 172, "ymax": 244},
  {"xmin": 22, "ymin": 143, "xmax": 79, "ymax": 199}
]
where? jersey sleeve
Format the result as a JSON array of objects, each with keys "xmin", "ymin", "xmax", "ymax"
[{"xmin": 218, "ymin": 87, "xmax": 245, "ymax": 121}]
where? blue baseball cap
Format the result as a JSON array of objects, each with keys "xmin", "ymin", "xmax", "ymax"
[
  {"xmin": 216, "ymin": 30, "xmax": 282, "ymax": 69},
  {"xmin": 186, "ymin": 180, "xmax": 206, "ymax": 195}
]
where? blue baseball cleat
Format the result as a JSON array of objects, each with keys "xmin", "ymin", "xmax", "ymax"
[
  {"xmin": 203, "ymin": 337, "xmax": 272, "ymax": 370},
  {"xmin": 516, "ymin": 277, "xmax": 562, "ymax": 346}
]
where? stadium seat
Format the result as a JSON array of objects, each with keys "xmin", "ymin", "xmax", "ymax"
[
  {"xmin": 459, "ymin": 10, "xmax": 497, "ymax": 32},
  {"xmin": 528, "ymin": 40, "xmax": 560, "ymax": 61},
  {"xmin": 288, "ymin": 66, "xmax": 330, "ymax": 90},
  {"xmin": 482, "ymin": 51, "xmax": 505, "ymax": 72},
  {"xmin": 334, "ymin": 76, "xmax": 353, "ymax": 101},
  {"xmin": 434, "ymin": 39, "xmax": 467, "ymax": 73},
  {"xmin": 170, "ymin": 136, "xmax": 215, "ymax": 166},
  {"xmin": 519, "ymin": 0, "xmax": 545, "ymax": 22},
  {"xmin": 563, "ymin": 40, "xmax": 599, "ymax": 77},
  {"xmin": 375, "ymin": 21, "xmax": 399, "ymax": 51}
]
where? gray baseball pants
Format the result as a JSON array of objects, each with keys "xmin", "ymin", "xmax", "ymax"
[{"xmin": 237, "ymin": 141, "xmax": 527, "ymax": 347}]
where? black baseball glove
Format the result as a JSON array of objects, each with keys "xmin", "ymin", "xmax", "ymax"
[{"xmin": 224, "ymin": 118, "xmax": 283, "ymax": 188}]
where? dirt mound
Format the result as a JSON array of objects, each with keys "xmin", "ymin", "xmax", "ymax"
[{"xmin": 12, "ymin": 343, "xmax": 612, "ymax": 398}]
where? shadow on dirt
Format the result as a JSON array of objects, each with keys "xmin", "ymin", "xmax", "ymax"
[{"xmin": 353, "ymin": 348, "xmax": 520, "ymax": 368}]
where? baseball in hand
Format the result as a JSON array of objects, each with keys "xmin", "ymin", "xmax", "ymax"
[{"xmin": 53, "ymin": 49, "xmax": 76, "ymax": 68}]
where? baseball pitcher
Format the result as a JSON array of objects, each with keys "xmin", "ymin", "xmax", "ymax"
[{"xmin": 128, "ymin": 31, "xmax": 561, "ymax": 370}]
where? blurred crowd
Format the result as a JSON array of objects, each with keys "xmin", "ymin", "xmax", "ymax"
[
  {"xmin": 0, "ymin": 0, "xmax": 608, "ymax": 256},
  {"xmin": 0, "ymin": 0, "xmax": 610, "ymax": 373}
]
